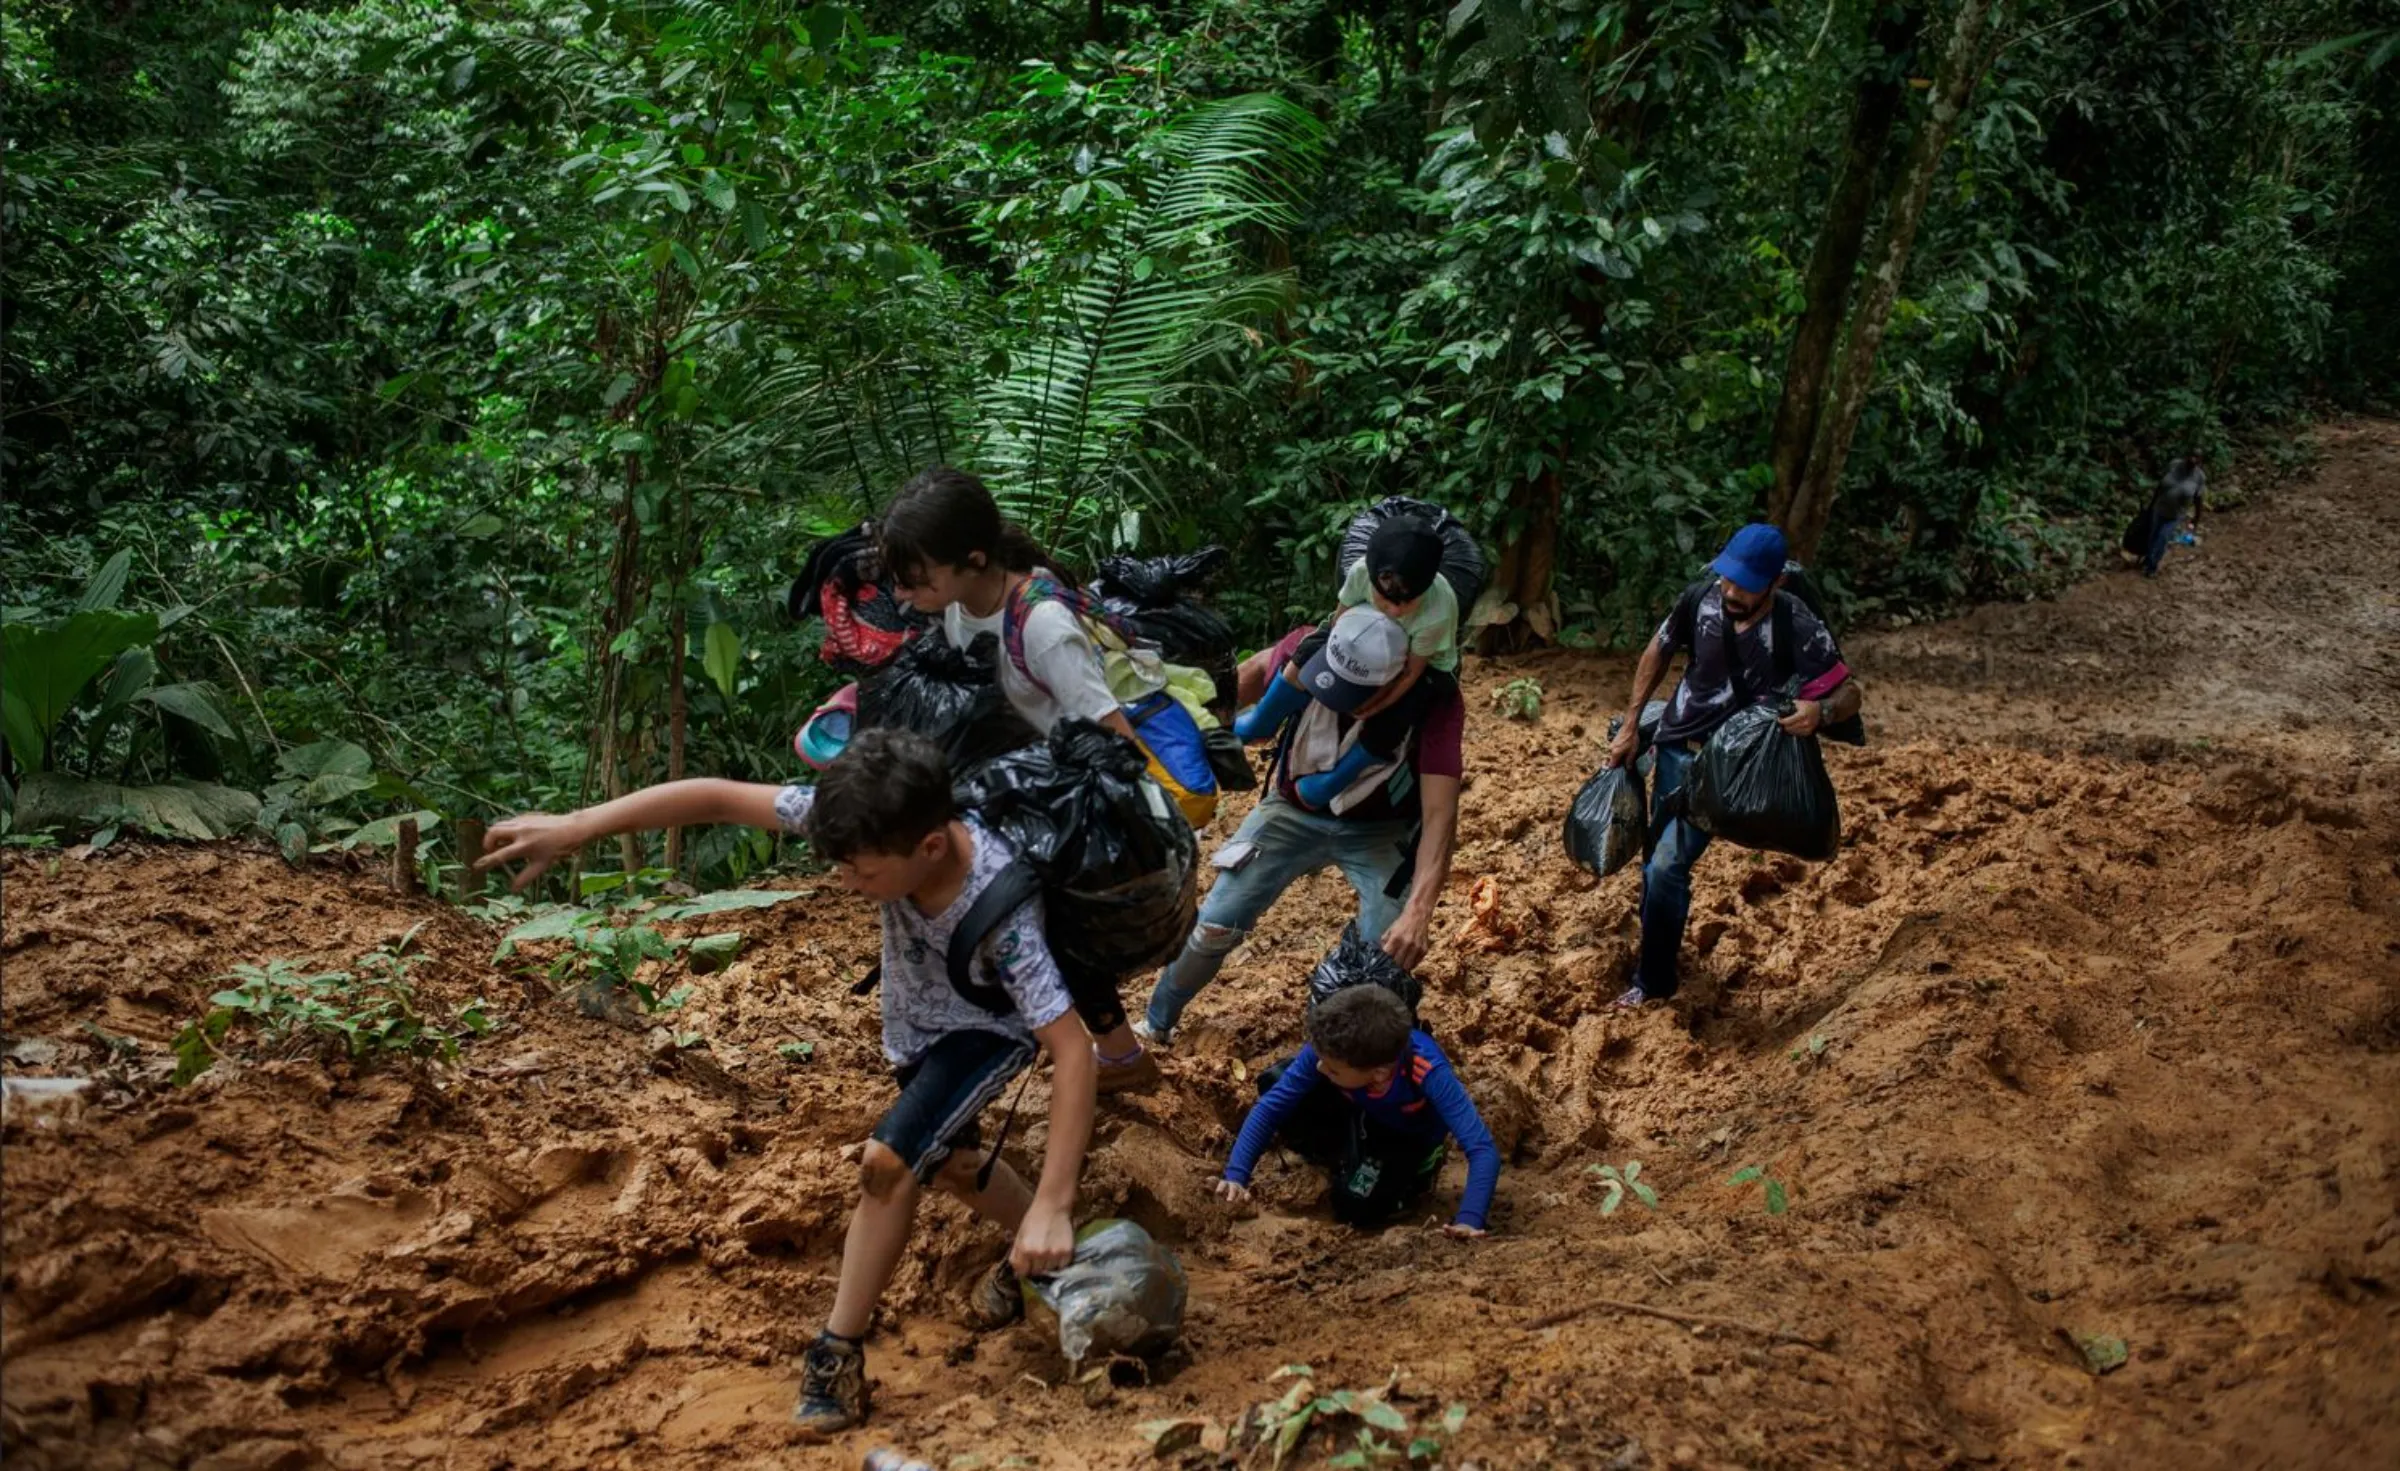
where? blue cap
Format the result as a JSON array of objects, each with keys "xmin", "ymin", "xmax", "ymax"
[{"xmin": 1711, "ymin": 523, "xmax": 1789, "ymax": 593}]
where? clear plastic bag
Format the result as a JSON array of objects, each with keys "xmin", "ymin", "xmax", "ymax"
[{"xmin": 1021, "ymin": 1218, "xmax": 1189, "ymax": 1367}]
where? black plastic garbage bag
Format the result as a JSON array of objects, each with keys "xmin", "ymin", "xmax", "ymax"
[
  {"xmin": 1096, "ymin": 550, "xmax": 1238, "ymax": 716},
  {"xmin": 1096, "ymin": 548, "xmax": 1231, "ymax": 610},
  {"xmin": 1338, "ymin": 496, "xmax": 1488, "ymax": 616},
  {"xmin": 1683, "ymin": 703, "xmax": 1841, "ymax": 861},
  {"xmin": 1564, "ymin": 700, "xmax": 1666, "ymax": 879},
  {"xmin": 1021, "ymin": 1218, "xmax": 1188, "ymax": 1367},
  {"xmin": 855, "ymin": 633, "xmax": 1039, "ymax": 778},
  {"xmin": 956, "ymin": 720, "xmax": 1200, "ymax": 979},
  {"xmin": 1203, "ymin": 725, "xmax": 1257, "ymax": 792},
  {"xmin": 1306, "ymin": 919, "xmax": 1424, "ymax": 1019}
]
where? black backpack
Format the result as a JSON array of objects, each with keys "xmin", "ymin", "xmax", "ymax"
[{"xmin": 1665, "ymin": 563, "xmax": 1866, "ymax": 747}]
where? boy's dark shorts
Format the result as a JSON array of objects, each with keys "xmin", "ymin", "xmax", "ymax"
[{"xmin": 874, "ymin": 1028, "xmax": 1037, "ymax": 1184}]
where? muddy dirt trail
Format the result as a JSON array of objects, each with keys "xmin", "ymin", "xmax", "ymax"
[{"xmin": 7, "ymin": 422, "xmax": 2398, "ymax": 1471}]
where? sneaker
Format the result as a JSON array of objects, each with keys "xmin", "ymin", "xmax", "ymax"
[
  {"xmin": 1095, "ymin": 1047, "xmax": 1163, "ymax": 1095},
  {"xmin": 966, "ymin": 1259, "xmax": 1025, "ymax": 1331},
  {"xmin": 1129, "ymin": 1016, "xmax": 1170, "ymax": 1051},
  {"xmin": 789, "ymin": 1332, "xmax": 868, "ymax": 1438},
  {"xmin": 1610, "ymin": 983, "xmax": 1651, "ymax": 1010}
]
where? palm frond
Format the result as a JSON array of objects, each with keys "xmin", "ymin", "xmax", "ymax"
[{"xmin": 971, "ymin": 94, "xmax": 1327, "ymax": 557}]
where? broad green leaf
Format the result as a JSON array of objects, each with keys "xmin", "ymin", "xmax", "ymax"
[
  {"xmin": 76, "ymin": 550, "xmax": 133, "ymax": 612},
  {"xmin": 0, "ymin": 610, "xmax": 160, "ymax": 766},
  {"xmin": 11, "ymin": 773, "xmax": 259, "ymax": 841},
  {"xmin": 278, "ymin": 739, "xmax": 373, "ymax": 780},
  {"xmin": 340, "ymin": 809, "xmax": 442, "ymax": 852},
  {"xmin": 703, "ymin": 621, "xmax": 741, "ymax": 699},
  {"xmin": 1358, "ymin": 1398, "xmax": 1409, "ymax": 1434},
  {"xmin": 2, "ymin": 690, "xmax": 45, "ymax": 770},
  {"xmin": 93, "ymin": 649, "xmax": 158, "ymax": 728},
  {"xmin": 742, "ymin": 198, "xmax": 770, "ymax": 251},
  {"xmin": 650, "ymin": 889, "xmax": 806, "ymax": 920},
  {"xmin": 1623, "ymin": 1160, "xmax": 1641, "ymax": 1181},
  {"xmin": 1632, "ymin": 1182, "xmax": 1659, "ymax": 1209},
  {"xmin": 1442, "ymin": 1403, "xmax": 1468, "ymax": 1435},
  {"xmin": 1764, "ymin": 1179, "xmax": 1788, "ymax": 1215},
  {"xmin": 140, "ymin": 683, "xmax": 237, "ymax": 741},
  {"xmin": 458, "ymin": 512, "xmax": 507, "ymax": 538},
  {"xmin": 495, "ymin": 907, "xmax": 597, "ymax": 957},
  {"xmin": 1728, "ymin": 1164, "xmax": 1763, "ymax": 1186},
  {"xmin": 687, "ymin": 931, "xmax": 743, "ymax": 971}
]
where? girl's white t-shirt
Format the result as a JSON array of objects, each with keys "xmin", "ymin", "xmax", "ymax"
[{"xmin": 942, "ymin": 591, "xmax": 1121, "ymax": 734}]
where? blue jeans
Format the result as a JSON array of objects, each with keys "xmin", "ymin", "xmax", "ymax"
[
  {"xmin": 1637, "ymin": 742, "xmax": 1713, "ymax": 999},
  {"xmin": 1144, "ymin": 797, "xmax": 1410, "ymax": 1036},
  {"xmin": 2143, "ymin": 513, "xmax": 2178, "ymax": 574}
]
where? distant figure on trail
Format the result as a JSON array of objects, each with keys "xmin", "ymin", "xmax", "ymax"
[
  {"xmin": 475, "ymin": 730, "xmax": 1093, "ymax": 1439},
  {"xmin": 1215, "ymin": 985, "xmax": 1500, "ymax": 1237},
  {"xmin": 2120, "ymin": 454, "xmax": 2207, "ymax": 578},
  {"xmin": 1140, "ymin": 610, "xmax": 1462, "ymax": 1045},
  {"xmin": 1602, "ymin": 524, "xmax": 1863, "ymax": 1008}
]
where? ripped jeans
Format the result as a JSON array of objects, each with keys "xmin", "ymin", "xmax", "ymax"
[{"xmin": 1142, "ymin": 797, "xmax": 1411, "ymax": 1038}]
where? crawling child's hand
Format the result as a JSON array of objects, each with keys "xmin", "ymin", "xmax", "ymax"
[{"xmin": 1212, "ymin": 1178, "xmax": 1252, "ymax": 1205}]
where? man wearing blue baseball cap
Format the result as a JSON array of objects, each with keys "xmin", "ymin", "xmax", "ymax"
[{"xmin": 1600, "ymin": 523, "xmax": 1863, "ymax": 1007}]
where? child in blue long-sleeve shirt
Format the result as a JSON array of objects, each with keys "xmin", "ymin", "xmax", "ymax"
[{"xmin": 1214, "ymin": 986, "xmax": 1499, "ymax": 1237}]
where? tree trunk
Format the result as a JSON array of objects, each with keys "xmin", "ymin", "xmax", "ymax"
[
  {"xmin": 665, "ymin": 599, "xmax": 687, "ymax": 874},
  {"xmin": 1765, "ymin": 15, "xmax": 1915, "ymax": 521},
  {"xmin": 1480, "ymin": 465, "xmax": 1562, "ymax": 652},
  {"xmin": 1784, "ymin": 0, "xmax": 2001, "ymax": 563}
]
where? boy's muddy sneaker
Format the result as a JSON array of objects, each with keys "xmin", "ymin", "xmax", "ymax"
[
  {"xmin": 789, "ymin": 1331, "xmax": 869, "ymax": 1439},
  {"xmin": 1129, "ymin": 1016, "xmax": 1169, "ymax": 1051},
  {"xmin": 966, "ymin": 1259, "xmax": 1025, "ymax": 1331},
  {"xmin": 1609, "ymin": 983, "xmax": 1651, "ymax": 1010},
  {"xmin": 1095, "ymin": 1046, "xmax": 1162, "ymax": 1095}
]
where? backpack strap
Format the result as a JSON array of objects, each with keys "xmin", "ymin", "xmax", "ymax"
[
  {"xmin": 944, "ymin": 857, "xmax": 1044, "ymax": 1016},
  {"xmin": 1667, "ymin": 578, "xmax": 1709, "ymax": 655},
  {"xmin": 1001, "ymin": 575, "xmax": 1146, "ymax": 695},
  {"xmin": 1769, "ymin": 590, "xmax": 1797, "ymax": 689}
]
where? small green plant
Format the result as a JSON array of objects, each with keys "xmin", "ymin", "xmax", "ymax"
[
  {"xmin": 776, "ymin": 1039, "xmax": 817, "ymax": 1065},
  {"xmin": 1491, "ymin": 677, "xmax": 1543, "ymax": 721},
  {"xmin": 172, "ymin": 929, "xmax": 490, "ymax": 1084},
  {"xmin": 557, "ymin": 917, "xmax": 693, "ymax": 1014},
  {"xmin": 1787, "ymin": 1033, "xmax": 1828, "ymax": 1065},
  {"xmin": 1728, "ymin": 1163, "xmax": 1789, "ymax": 1215},
  {"xmin": 1227, "ymin": 1367, "xmax": 1466, "ymax": 1468},
  {"xmin": 495, "ymin": 889, "xmax": 804, "ymax": 1019},
  {"xmin": 1586, "ymin": 1159, "xmax": 1659, "ymax": 1215}
]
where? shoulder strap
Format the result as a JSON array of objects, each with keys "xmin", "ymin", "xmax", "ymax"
[
  {"xmin": 1770, "ymin": 590, "xmax": 1797, "ymax": 688},
  {"xmin": 945, "ymin": 857, "xmax": 1044, "ymax": 1016},
  {"xmin": 1001, "ymin": 576, "xmax": 1146, "ymax": 695},
  {"xmin": 1668, "ymin": 578, "xmax": 1708, "ymax": 654}
]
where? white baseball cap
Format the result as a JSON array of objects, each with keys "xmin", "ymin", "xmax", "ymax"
[{"xmin": 1299, "ymin": 607, "xmax": 1409, "ymax": 715}]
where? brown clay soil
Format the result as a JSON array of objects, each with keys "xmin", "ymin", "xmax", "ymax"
[{"xmin": 6, "ymin": 421, "xmax": 2399, "ymax": 1471}]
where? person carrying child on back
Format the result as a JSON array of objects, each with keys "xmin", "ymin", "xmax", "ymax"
[
  {"xmin": 475, "ymin": 729, "xmax": 1093, "ymax": 1438},
  {"xmin": 1235, "ymin": 515, "xmax": 1460, "ymax": 809},
  {"xmin": 873, "ymin": 466, "xmax": 1183, "ymax": 1093},
  {"xmin": 1214, "ymin": 986, "xmax": 1499, "ymax": 1237}
]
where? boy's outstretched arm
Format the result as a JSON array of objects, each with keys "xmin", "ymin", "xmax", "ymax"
[{"xmin": 477, "ymin": 779, "xmax": 787, "ymax": 890}]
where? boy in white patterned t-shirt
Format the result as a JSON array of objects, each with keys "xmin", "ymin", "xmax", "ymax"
[{"xmin": 478, "ymin": 728, "xmax": 1094, "ymax": 1438}]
